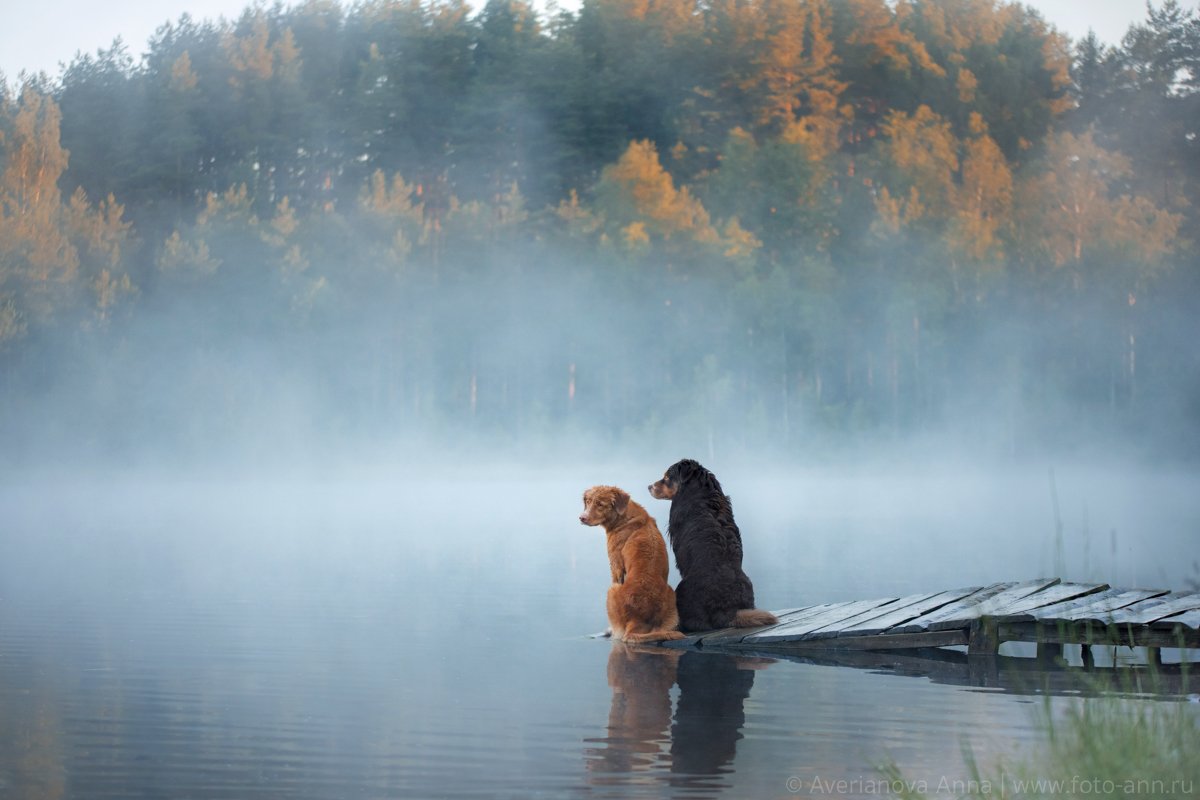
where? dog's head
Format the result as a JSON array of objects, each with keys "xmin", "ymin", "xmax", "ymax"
[
  {"xmin": 580, "ymin": 485, "xmax": 631, "ymax": 527},
  {"xmin": 647, "ymin": 458, "xmax": 706, "ymax": 500}
]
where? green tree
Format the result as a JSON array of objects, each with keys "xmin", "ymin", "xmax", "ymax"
[
  {"xmin": 1069, "ymin": 30, "xmax": 1123, "ymax": 130},
  {"xmin": 704, "ymin": 127, "xmax": 834, "ymax": 260},
  {"xmin": 57, "ymin": 41, "xmax": 139, "ymax": 206},
  {"xmin": 457, "ymin": 0, "xmax": 551, "ymax": 199},
  {"xmin": 221, "ymin": 10, "xmax": 311, "ymax": 211},
  {"xmin": 1100, "ymin": 2, "xmax": 1199, "ymax": 224},
  {"xmin": 887, "ymin": 0, "xmax": 1071, "ymax": 155}
]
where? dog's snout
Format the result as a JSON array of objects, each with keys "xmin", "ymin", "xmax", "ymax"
[{"xmin": 579, "ymin": 514, "xmax": 588, "ymax": 524}]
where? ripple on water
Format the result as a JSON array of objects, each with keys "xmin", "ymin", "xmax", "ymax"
[{"xmin": 3, "ymin": 473, "xmax": 1196, "ymax": 799}]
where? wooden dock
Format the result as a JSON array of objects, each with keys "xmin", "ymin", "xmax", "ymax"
[{"xmin": 657, "ymin": 578, "xmax": 1200, "ymax": 659}]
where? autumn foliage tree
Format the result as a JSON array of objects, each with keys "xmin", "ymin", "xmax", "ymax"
[
  {"xmin": 0, "ymin": 0, "xmax": 1196, "ymax": 458},
  {"xmin": 0, "ymin": 87, "xmax": 135, "ymax": 333}
]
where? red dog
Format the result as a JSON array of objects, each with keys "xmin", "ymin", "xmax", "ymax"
[{"xmin": 580, "ymin": 486, "xmax": 684, "ymax": 643}]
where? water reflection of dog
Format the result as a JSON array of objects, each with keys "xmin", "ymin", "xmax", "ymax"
[
  {"xmin": 584, "ymin": 643, "xmax": 679, "ymax": 783},
  {"xmin": 671, "ymin": 649, "xmax": 768, "ymax": 781},
  {"xmin": 584, "ymin": 643, "xmax": 773, "ymax": 789}
]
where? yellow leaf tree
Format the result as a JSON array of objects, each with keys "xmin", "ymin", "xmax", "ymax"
[
  {"xmin": 947, "ymin": 113, "xmax": 1012, "ymax": 267},
  {"xmin": 1015, "ymin": 130, "xmax": 1180, "ymax": 278},
  {"xmin": 872, "ymin": 104, "xmax": 958, "ymax": 234},
  {"xmin": 593, "ymin": 139, "xmax": 760, "ymax": 269},
  {"xmin": 0, "ymin": 86, "xmax": 136, "ymax": 326},
  {"xmin": 595, "ymin": 139, "xmax": 718, "ymax": 246}
]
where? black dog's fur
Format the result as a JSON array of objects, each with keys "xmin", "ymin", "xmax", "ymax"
[{"xmin": 649, "ymin": 459, "xmax": 778, "ymax": 632}]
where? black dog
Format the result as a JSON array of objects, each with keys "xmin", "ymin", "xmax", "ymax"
[{"xmin": 648, "ymin": 459, "xmax": 778, "ymax": 632}]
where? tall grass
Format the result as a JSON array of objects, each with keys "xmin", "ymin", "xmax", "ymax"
[{"xmin": 883, "ymin": 689, "xmax": 1199, "ymax": 798}]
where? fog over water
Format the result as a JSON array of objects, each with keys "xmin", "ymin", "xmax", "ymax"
[
  {"xmin": 3, "ymin": 0, "xmax": 1200, "ymax": 795},
  {"xmin": 2, "ymin": 458, "xmax": 1197, "ymax": 797},
  {"xmin": 3, "ymin": 231, "xmax": 1199, "ymax": 794}
]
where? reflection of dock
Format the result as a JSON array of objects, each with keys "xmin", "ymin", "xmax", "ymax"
[
  {"xmin": 725, "ymin": 646, "xmax": 1194, "ymax": 697},
  {"xmin": 659, "ymin": 578, "xmax": 1200, "ymax": 661}
]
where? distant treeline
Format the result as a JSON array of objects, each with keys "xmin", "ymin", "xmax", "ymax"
[{"xmin": 1, "ymin": 0, "xmax": 1198, "ymax": 460}]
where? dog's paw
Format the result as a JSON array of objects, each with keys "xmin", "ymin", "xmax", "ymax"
[{"xmin": 588, "ymin": 628, "xmax": 614, "ymax": 639}]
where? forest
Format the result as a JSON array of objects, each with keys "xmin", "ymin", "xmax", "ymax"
[{"xmin": 0, "ymin": 0, "xmax": 1198, "ymax": 464}]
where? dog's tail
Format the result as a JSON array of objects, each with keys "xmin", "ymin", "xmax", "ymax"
[
  {"xmin": 623, "ymin": 629, "xmax": 687, "ymax": 643},
  {"xmin": 733, "ymin": 608, "xmax": 779, "ymax": 628}
]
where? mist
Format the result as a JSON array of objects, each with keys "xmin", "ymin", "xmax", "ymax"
[
  {"xmin": 0, "ymin": 0, "xmax": 1197, "ymax": 477},
  {"xmin": 2, "ymin": 2, "xmax": 1199, "ymax": 796}
]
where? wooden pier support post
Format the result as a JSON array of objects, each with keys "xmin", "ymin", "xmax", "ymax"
[
  {"xmin": 968, "ymin": 620, "xmax": 1000, "ymax": 656},
  {"xmin": 1037, "ymin": 641, "xmax": 1063, "ymax": 664}
]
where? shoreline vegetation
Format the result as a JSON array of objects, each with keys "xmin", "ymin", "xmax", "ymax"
[{"xmin": 881, "ymin": 663, "xmax": 1199, "ymax": 799}]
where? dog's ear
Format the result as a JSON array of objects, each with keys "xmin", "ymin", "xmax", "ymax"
[
  {"xmin": 612, "ymin": 488, "xmax": 630, "ymax": 515},
  {"xmin": 667, "ymin": 459, "xmax": 691, "ymax": 484}
]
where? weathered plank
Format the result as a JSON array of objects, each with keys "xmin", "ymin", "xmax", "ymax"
[
  {"xmin": 645, "ymin": 579, "xmax": 1200, "ymax": 655},
  {"xmin": 718, "ymin": 604, "xmax": 829, "ymax": 636},
  {"xmin": 1028, "ymin": 588, "xmax": 1169, "ymax": 622},
  {"xmin": 987, "ymin": 582, "xmax": 1108, "ymax": 620},
  {"xmin": 766, "ymin": 603, "xmax": 844, "ymax": 627},
  {"xmin": 659, "ymin": 603, "xmax": 829, "ymax": 648},
  {"xmin": 1107, "ymin": 593, "xmax": 1200, "ymax": 625},
  {"xmin": 744, "ymin": 597, "xmax": 898, "ymax": 644},
  {"xmin": 740, "ymin": 599, "xmax": 890, "ymax": 644},
  {"xmin": 887, "ymin": 582, "xmax": 1018, "ymax": 634},
  {"xmin": 801, "ymin": 593, "xmax": 945, "ymax": 641},
  {"xmin": 925, "ymin": 579, "xmax": 1062, "ymax": 632},
  {"xmin": 695, "ymin": 629, "xmax": 744, "ymax": 646},
  {"xmin": 1100, "ymin": 594, "xmax": 1185, "ymax": 626},
  {"xmin": 692, "ymin": 623, "xmax": 773, "ymax": 647},
  {"xmin": 1068, "ymin": 589, "xmax": 1170, "ymax": 616},
  {"xmin": 1013, "ymin": 587, "xmax": 1122, "ymax": 619},
  {"xmin": 1153, "ymin": 610, "xmax": 1200, "ymax": 632},
  {"xmin": 707, "ymin": 603, "xmax": 842, "ymax": 642},
  {"xmin": 660, "ymin": 632, "xmax": 710, "ymax": 649},
  {"xmin": 839, "ymin": 588, "xmax": 981, "ymax": 637}
]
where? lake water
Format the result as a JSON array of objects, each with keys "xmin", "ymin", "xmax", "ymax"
[{"xmin": 2, "ymin": 462, "xmax": 1197, "ymax": 798}]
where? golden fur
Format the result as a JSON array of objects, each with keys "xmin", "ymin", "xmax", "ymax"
[{"xmin": 580, "ymin": 486, "xmax": 685, "ymax": 643}]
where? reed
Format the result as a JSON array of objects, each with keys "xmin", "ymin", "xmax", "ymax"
[{"xmin": 882, "ymin": 670, "xmax": 1199, "ymax": 798}]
